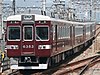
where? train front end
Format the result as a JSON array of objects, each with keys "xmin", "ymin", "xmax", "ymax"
[{"xmin": 6, "ymin": 14, "xmax": 52, "ymax": 69}]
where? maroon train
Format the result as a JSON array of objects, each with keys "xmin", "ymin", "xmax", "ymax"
[{"xmin": 6, "ymin": 14, "xmax": 95, "ymax": 69}]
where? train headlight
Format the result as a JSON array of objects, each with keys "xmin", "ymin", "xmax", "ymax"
[
  {"xmin": 6, "ymin": 45, "xmax": 19, "ymax": 49},
  {"xmin": 38, "ymin": 45, "xmax": 51, "ymax": 49}
]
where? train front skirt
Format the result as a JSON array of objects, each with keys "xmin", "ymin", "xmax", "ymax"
[
  {"xmin": 10, "ymin": 58, "xmax": 48, "ymax": 69},
  {"xmin": 10, "ymin": 64, "xmax": 48, "ymax": 69}
]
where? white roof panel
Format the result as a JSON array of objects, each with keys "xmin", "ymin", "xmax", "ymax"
[{"xmin": 7, "ymin": 14, "xmax": 51, "ymax": 21}]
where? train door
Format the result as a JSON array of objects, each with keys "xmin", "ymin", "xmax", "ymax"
[{"xmin": 21, "ymin": 25, "xmax": 35, "ymax": 55}]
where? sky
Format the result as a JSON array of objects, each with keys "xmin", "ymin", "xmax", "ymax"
[
  {"xmin": 3, "ymin": 0, "xmax": 67, "ymax": 17},
  {"xmin": 2, "ymin": 0, "xmax": 100, "ymax": 22},
  {"xmin": 3, "ymin": 0, "xmax": 54, "ymax": 7},
  {"xmin": 3, "ymin": 0, "xmax": 55, "ymax": 17},
  {"xmin": 3, "ymin": 0, "xmax": 68, "ymax": 7}
]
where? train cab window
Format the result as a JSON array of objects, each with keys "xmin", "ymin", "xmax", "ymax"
[
  {"xmin": 24, "ymin": 26, "xmax": 33, "ymax": 41},
  {"xmin": 36, "ymin": 26, "xmax": 49, "ymax": 41},
  {"xmin": 8, "ymin": 27, "xmax": 20, "ymax": 40}
]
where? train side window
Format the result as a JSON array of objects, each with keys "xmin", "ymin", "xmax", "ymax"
[
  {"xmin": 53, "ymin": 26, "xmax": 55, "ymax": 40},
  {"xmin": 59, "ymin": 27, "xmax": 61, "ymax": 39},
  {"xmin": 8, "ymin": 26, "xmax": 20, "ymax": 41},
  {"xmin": 23, "ymin": 26, "xmax": 33, "ymax": 41}
]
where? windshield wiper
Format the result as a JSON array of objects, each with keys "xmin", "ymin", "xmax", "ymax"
[{"xmin": 36, "ymin": 34, "xmax": 42, "ymax": 41}]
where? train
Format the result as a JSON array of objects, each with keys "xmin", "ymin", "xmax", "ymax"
[{"xmin": 5, "ymin": 14, "xmax": 95, "ymax": 69}]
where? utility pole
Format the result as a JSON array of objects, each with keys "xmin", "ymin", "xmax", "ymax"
[
  {"xmin": 12, "ymin": 0, "xmax": 16, "ymax": 15},
  {"xmin": 0, "ymin": 0, "xmax": 2, "ymax": 40},
  {"xmin": 0, "ymin": 0, "xmax": 2, "ymax": 14},
  {"xmin": 67, "ymin": 0, "xmax": 74, "ymax": 21},
  {"xmin": 0, "ymin": 0, "xmax": 4, "ymax": 60},
  {"xmin": 41, "ymin": 0, "xmax": 46, "ymax": 15}
]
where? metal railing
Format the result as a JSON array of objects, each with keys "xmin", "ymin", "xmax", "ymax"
[{"xmin": 0, "ymin": 58, "xmax": 10, "ymax": 72}]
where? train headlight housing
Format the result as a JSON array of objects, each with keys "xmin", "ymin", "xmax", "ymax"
[
  {"xmin": 6, "ymin": 45, "xmax": 19, "ymax": 49},
  {"xmin": 38, "ymin": 45, "xmax": 51, "ymax": 49}
]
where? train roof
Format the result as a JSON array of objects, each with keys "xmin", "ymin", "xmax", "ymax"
[
  {"xmin": 7, "ymin": 14, "xmax": 95, "ymax": 25},
  {"xmin": 7, "ymin": 14, "xmax": 51, "ymax": 21},
  {"xmin": 51, "ymin": 18, "xmax": 95, "ymax": 25}
]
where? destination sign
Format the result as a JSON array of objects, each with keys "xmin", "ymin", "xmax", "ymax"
[
  {"xmin": 23, "ymin": 15, "xmax": 33, "ymax": 20},
  {"xmin": 22, "ymin": 15, "xmax": 35, "ymax": 21}
]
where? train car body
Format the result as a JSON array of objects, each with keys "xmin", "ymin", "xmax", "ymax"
[{"xmin": 6, "ymin": 14, "xmax": 95, "ymax": 69}]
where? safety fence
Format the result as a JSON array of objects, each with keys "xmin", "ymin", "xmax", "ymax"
[{"xmin": 0, "ymin": 58, "xmax": 10, "ymax": 73}]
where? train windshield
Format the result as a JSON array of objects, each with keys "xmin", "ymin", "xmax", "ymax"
[
  {"xmin": 24, "ymin": 26, "xmax": 33, "ymax": 40},
  {"xmin": 36, "ymin": 26, "xmax": 49, "ymax": 41},
  {"xmin": 8, "ymin": 27, "xmax": 20, "ymax": 40}
]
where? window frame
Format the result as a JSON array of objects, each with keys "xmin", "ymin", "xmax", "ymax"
[
  {"xmin": 35, "ymin": 26, "xmax": 49, "ymax": 41},
  {"xmin": 23, "ymin": 26, "xmax": 33, "ymax": 41},
  {"xmin": 7, "ymin": 26, "xmax": 21, "ymax": 41}
]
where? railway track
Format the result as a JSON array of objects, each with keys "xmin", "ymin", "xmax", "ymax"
[
  {"xmin": 79, "ymin": 55, "xmax": 100, "ymax": 75},
  {"xmin": 33, "ymin": 54, "xmax": 100, "ymax": 75},
  {"xmin": 7, "ymin": 70, "xmax": 21, "ymax": 75},
  {"xmin": 8, "ymin": 69, "xmax": 45, "ymax": 75},
  {"xmin": 52, "ymin": 54, "xmax": 100, "ymax": 75}
]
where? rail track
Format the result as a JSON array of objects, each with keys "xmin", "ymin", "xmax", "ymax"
[
  {"xmin": 52, "ymin": 54, "xmax": 100, "ymax": 75},
  {"xmin": 79, "ymin": 54, "xmax": 100, "ymax": 75},
  {"xmin": 6, "ymin": 70, "xmax": 21, "ymax": 75}
]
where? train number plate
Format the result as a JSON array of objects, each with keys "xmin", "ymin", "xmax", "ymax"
[{"xmin": 22, "ymin": 45, "xmax": 34, "ymax": 48}]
